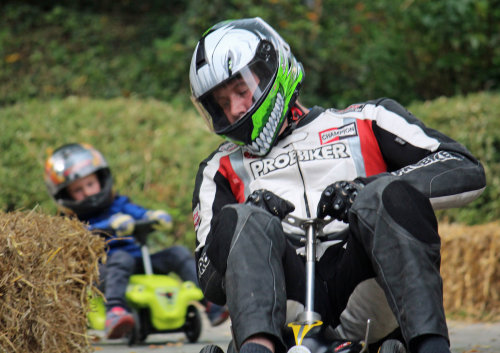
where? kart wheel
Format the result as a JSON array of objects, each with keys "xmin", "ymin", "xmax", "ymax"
[
  {"xmin": 127, "ymin": 310, "xmax": 141, "ymax": 346},
  {"xmin": 185, "ymin": 305, "xmax": 202, "ymax": 343},
  {"xmin": 378, "ymin": 339, "xmax": 407, "ymax": 353},
  {"xmin": 287, "ymin": 346, "xmax": 312, "ymax": 353},
  {"xmin": 200, "ymin": 344, "xmax": 225, "ymax": 353},
  {"xmin": 128, "ymin": 309, "xmax": 148, "ymax": 346}
]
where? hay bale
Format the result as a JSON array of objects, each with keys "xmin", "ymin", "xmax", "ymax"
[
  {"xmin": 0, "ymin": 210, "xmax": 106, "ymax": 353},
  {"xmin": 441, "ymin": 222, "xmax": 500, "ymax": 321}
]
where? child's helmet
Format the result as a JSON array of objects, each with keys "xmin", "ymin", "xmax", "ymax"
[
  {"xmin": 189, "ymin": 17, "xmax": 304, "ymax": 156},
  {"xmin": 44, "ymin": 143, "xmax": 113, "ymax": 218}
]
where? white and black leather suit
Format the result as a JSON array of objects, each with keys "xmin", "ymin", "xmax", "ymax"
[{"xmin": 192, "ymin": 98, "xmax": 486, "ymax": 351}]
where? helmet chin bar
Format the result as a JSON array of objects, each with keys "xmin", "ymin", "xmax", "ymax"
[
  {"xmin": 244, "ymin": 84, "xmax": 302, "ymax": 156},
  {"xmin": 244, "ymin": 91, "xmax": 284, "ymax": 156}
]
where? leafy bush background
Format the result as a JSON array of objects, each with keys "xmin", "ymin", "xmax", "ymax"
[
  {"xmin": 1, "ymin": 97, "xmax": 220, "ymax": 249},
  {"xmin": 1, "ymin": 0, "xmax": 499, "ymax": 107},
  {"xmin": 1, "ymin": 1, "xmax": 498, "ymax": 249},
  {"xmin": 1, "ymin": 93, "xmax": 498, "ymax": 249}
]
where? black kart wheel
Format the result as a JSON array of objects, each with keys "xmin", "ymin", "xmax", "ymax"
[
  {"xmin": 127, "ymin": 309, "xmax": 149, "ymax": 346},
  {"xmin": 378, "ymin": 339, "xmax": 407, "ymax": 353},
  {"xmin": 185, "ymin": 305, "xmax": 202, "ymax": 343},
  {"xmin": 200, "ymin": 344, "xmax": 225, "ymax": 353},
  {"xmin": 127, "ymin": 310, "xmax": 141, "ymax": 346}
]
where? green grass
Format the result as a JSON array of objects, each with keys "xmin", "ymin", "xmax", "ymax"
[{"xmin": 1, "ymin": 91, "xmax": 498, "ymax": 249}]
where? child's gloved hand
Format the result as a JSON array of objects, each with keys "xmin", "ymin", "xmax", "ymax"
[
  {"xmin": 145, "ymin": 210, "xmax": 173, "ymax": 230},
  {"xmin": 109, "ymin": 213, "xmax": 135, "ymax": 237}
]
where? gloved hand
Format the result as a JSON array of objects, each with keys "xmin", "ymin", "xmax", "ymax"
[
  {"xmin": 317, "ymin": 180, "xmax": 364, "ymax": 222},
  {"xmin": 109, "ymin": 213, "xmax": 135, "ymax": 237},
  {"xmin": 246, "ymin": 189, "xmax": 295, "ymax": 220},
  {"xmin": 145, "ymin": 210, "xmax": 173, "ymax": 230}
]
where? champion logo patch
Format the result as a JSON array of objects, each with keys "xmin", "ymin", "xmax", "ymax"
[{"xmin": 319, "ymin": 122, "xmax": 358, "ymax": 145}]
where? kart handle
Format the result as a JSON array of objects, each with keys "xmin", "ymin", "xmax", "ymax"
[
  {"xmin": 94, "ymin": 219, "xmax": 160, "ymax": 275},
  {"xmin": 283, "ymin": 215, "xmax": 371, "ymax": 353},
  {"xmin": 132, "ymin": 219, "xmax": 160, "ymax": 275},
  {"xmin": 283, "ymin": 215, "xmax": 335, "ymax": 323}
]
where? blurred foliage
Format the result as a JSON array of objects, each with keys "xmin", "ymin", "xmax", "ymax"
[
  {"xmin": 0, "ymin": 1, "xmax": 498, "ymax": 248},
  {"xmin": 1, "ymin": 0, "xmax": 499, "ymax": 108},
  {"xmin": 409, "ymin": 92, "xmax": 499, "ymax": 225},
  {"xmin": 0, "ymin": 97, "xmax": 220, "ymax": 250},
  {"xmin": 0, "ymin": 92, "xmax": 497, "ymax": 251}
]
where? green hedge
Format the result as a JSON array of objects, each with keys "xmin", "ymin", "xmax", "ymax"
[
  {"xmin": 1, "ymin": 97, "xmax": 220, "ymax": 249},
  {"xmin": 1, "ymin": 1, "xmax": 499, "ymax": 108},
  {"xmin": 1, "ymin": 92, "xmax": 497, "ymax": 249},
  {"xmin": 408, "ymin": 92, "xmax": 499, "ymax": 224}
]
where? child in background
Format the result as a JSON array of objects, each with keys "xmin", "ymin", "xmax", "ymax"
[{"xmin": 44, "ymin": 143, "xmax": 228, "ymax": 339}]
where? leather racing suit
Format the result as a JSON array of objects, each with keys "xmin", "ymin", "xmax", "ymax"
[{"xmin": 192, "ymin": 98, "xmax": 486, "ymax": 351}]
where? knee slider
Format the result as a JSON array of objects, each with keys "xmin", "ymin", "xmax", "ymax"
[
  {"xmin": 206, "ymin": 204, "xmax": 284, "ymax": 274},
  {"xmin": 382, "ymin": 180, "xmax": 439, "ymax": 244},
  {"xmin": 239, "ymin": 203, "xmax": 286, "ymax": 245}
]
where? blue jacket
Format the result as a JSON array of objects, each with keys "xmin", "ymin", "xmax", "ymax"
[{"xmin": 85, "ymin": 195, "xmax": 147, "ymax": 258}]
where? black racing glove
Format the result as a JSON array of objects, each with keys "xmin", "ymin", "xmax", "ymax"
[
  {"xmin": 317, "ymin": 180, "xmax": 364, "ymax": 222},
  {"xmin": 246, "ymin": 189, "xmax": 295, "ymax": 220}
]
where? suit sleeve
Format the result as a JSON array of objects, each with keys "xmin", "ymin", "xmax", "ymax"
[
  {"xmin": 86, "ymin": 195, "xmax": 148, "ymax": 231},
  {"xmin": 192, "ymin": 149, "xmax": 238, "ymax": 262},
  {"xmin": 121, "ymin": 199, "xmax": 149, "ymax": 219},
  {"xmin": 364, "ymin": 98, "xmax": 486, "ymax": 209}
]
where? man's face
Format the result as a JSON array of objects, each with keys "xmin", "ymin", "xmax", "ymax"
[
  {"xmin": 67, "ymin": 173, "xmax": 101, "ymax": 201},
  {"xmin": 213, "ymin": 73, "xmax": 260, "ymax": 125}
]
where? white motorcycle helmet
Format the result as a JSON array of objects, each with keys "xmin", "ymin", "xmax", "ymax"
[
  {"xmin": 189, "ymin": 17, "xmax": 304, "ymax": 156},
  {"xmin": 44, "ymin": 143, "xmax": 113, "ymax": 218}
]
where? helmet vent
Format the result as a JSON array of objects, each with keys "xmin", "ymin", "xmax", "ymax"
[
  {"xmin": 195, "ymin": 37, "xmax": 207, "ymax": 71},
  {"xmin": 227, "ymin": 57, "xmax": 233, "ymax": 76}
]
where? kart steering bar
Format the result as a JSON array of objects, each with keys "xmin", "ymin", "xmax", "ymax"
[{"xmin": 283, "ymin": 215, "xmax": 334, "ymax": 323}]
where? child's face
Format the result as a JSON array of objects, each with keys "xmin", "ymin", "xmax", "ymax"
[{"xmin": 67, "ymin": 173, "xmax": 101, "ymax": 201}]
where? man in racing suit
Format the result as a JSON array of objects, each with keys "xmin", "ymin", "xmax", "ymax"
[{"xmin": 189, "ymin": 17, "xmax": 486, "ymax": 353}]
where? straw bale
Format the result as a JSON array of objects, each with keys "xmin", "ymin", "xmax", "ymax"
[
  {"xmin": 441, "ymin": 221, "xmax": 500, "ymax": 321},
  {"xmin": 0, "ymin": 210, "xmax": 106, "ymax": 353}
]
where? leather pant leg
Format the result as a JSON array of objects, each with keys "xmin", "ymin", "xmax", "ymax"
[
  {"xmin": 101, "ymin": 250, "xmax": 136, "ymax": 310},
  {"xmin": 349, "ymin": 176, "xmax": 449, "ymax": 345},
  {"xmin": 201, "ymin": 203, "xmax": 289, "ymax": 352}
]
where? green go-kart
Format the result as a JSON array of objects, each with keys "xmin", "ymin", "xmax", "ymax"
[{"xmin": 87, "ymin": 220, "xmax": 204, "ymax": 346}]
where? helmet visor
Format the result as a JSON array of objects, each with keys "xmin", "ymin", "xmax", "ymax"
[{"xmin": 194, "ymin": 50, "xmax": 277, "ymax": 138}]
